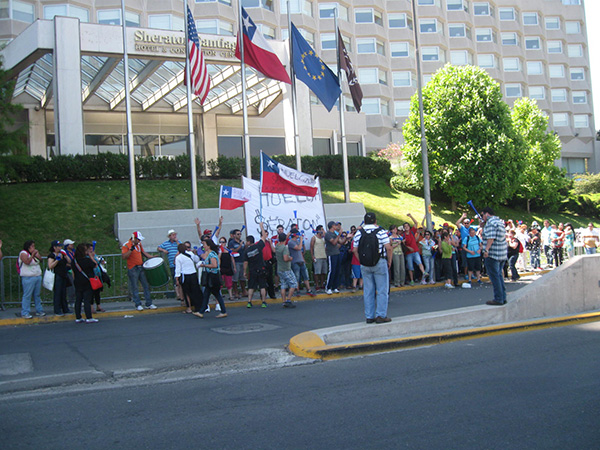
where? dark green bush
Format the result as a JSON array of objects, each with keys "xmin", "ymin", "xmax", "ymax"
[
  {"xmin": 572, "ymin": 173, "xmax": 600, "ymax": 195},
  {"xmin": 561, "ymin": 194, "xmax": 600, "ymax": 219}
]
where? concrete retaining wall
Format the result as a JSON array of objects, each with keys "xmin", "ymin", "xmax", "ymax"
[{"xmin": 317, "ymin": 254, "xmax": 600, "ymax": 345}]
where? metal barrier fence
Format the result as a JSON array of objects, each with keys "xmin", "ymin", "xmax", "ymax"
[{"xmin": 0, "ymin": 254, "xmax": 174, "ymax": 310}]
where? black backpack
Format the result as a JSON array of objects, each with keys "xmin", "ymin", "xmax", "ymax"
[{"xmin": 357, "ymin": 227, "xmax": 383, "ymax": 267}]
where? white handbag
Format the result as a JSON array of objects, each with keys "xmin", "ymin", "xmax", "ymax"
[{"xmin": 42, "ymin": 269, "xmax": 55, "ymax": 291}]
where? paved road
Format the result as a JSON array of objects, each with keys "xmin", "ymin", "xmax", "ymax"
[
  {"xmin": 1, "ymin": 318, "xmax": 599, "ymax": 449},
  {"xmin": 0, "ymin": 281, "xmax": 529, "ymax": 394}
]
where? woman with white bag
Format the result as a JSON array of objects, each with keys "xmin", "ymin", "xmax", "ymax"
[
  {"xmin": 19, "ymin": 240, "xmax": 45, "ymax": 319},
  {"xmin": 47, "ymin": 240, "xmax": 71, "ymax": 316}
]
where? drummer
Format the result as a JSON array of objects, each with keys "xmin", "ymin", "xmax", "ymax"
[
  {"xmin": 157, "ymin": 229, "xmax": 183, "ymax": 304},
  {"xmin": 121, "ymin": 231, "xmax": 157, "ymax": 311}
]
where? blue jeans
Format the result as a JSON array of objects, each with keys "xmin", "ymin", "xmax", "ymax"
[
  {"xmin": 292, "ymin": 261, "xmax": 309, "ymax": 285},
  {"xmin": 326, "ymin": 254, "xmax": 342, "ymax": 290},
  {"xmin": 585, "ymin": 247, "xmax": 597, "ymax": 255},
  {"xmin": 530, "ymin": 248, "xmax": 541, "ymax": 268},
  {"xmin": 361, "ymin": 259, "xmax": 390, "ymax": 319},
  {"xmin": 22, "ymin": 276, "xmax": 43, "ymax": 317},
  {"xmin": 127, "ymin": 265, "xmax": 152, "ymax": 307},
  {"xmin": 422, "ymin": 255, "xmax": 435, "ymax": 282},
  {"xmin": 485, "ymin": 257, "xmax": 506, "ymax": 303},
  {"xmin": 508, "ymin": 254, "xmax": 520, "ymax": 280}
]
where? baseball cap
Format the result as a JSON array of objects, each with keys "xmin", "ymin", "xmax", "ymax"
[
  {"xmin": 50, "ymin": 240, "xmax": 62, "ymax": 247},
  {"xmin": 63, "ymin": 239, "xmax": 75, "ymax": 245},
  {"xmin": 442, "ymin": 223, "xmax": 449, "ymax": 228},
  {"xmin": 203, "ymin": 229, "xmax": 212, "ymax": 235},
  {"xmin": 364, "ymin": 212, "xmax": 376, "ymax": 224},
  {"xmin": 167, "ymin": 229, "xmax": 176, "ymax": 236},
  {"xmin": 132, "ymin": 231, "xmax": 145, "ymax": 241}
]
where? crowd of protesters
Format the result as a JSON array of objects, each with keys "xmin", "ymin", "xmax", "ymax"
[{"xmin": 13, "ymin": 212, "xmax": 598, "ymax": 321}]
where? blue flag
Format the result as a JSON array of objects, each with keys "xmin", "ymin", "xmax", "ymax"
[{"xmin": 291, "ymin": 23, "xmax": 341, "ymax": 112}]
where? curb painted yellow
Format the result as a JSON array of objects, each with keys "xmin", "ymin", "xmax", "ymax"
[{"xmin": 288, "ymin": 310, "xmax": 600, "ymax": 360}]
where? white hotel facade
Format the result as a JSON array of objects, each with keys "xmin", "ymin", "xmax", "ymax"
[{"xmin": 0, "ymin": 0, "xmax": 596, "ymax": 175}]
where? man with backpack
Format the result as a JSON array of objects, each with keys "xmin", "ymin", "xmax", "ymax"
[{"xmin": 352, "ymin": 212, "xmax": 393, "ymax": 324}]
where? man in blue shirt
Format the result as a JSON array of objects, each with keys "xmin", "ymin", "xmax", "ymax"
[
  {"xmin": 456, "ymin": 213, "xmax": 482, "ymax": 288},
  {"xmin": 158, "ymin": 229, "xmax": 181, "ymax": 302}
]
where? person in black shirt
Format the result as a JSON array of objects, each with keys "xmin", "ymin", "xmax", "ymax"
[
  {"xmin": 244, "ymin": 222, "xmax": 268, "ymax": 308},
  {"xmin": 72, "ymin": 243, "xmax": 99, "ymax": 323},
  {"xmin": 47, "ymin": 240, "xmax": 72, "ymax": 316}
]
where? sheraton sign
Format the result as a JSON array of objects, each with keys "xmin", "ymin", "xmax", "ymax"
[{"xmin": 131, "ymin": 30, "xmax": 236, "ymax": 62}]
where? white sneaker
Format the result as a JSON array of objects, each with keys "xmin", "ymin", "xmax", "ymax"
[
  {"xmin": 205, "ymin": 306, "xmax": 211, "ymax": 313},
  {"xmin": 444, "ymin": 283, "xmax": 455, "ymax": 289},
  {"xmin": 85, "ymin": 318, "xmax": 99, "ymax": 323},
  {"xmin": 420, "ymin": 280, "xmax": 427, "ymax": 285},
  {"xmin": 429, "ymin": 280, "xmax": 436, "ymax": 285},
  {"xmin": 215, "ymin": 303, "xmax": 221, "ymax": 312},
  {"xmin": 333, "ymin": 289, "xmax": 340, "ymax": 294},
  {"xmin": 146, "ymin": 304, "xmax": 158, "ymax": 310},
  {"xmin": 462, "ymin": 283, "xmax": 472, "ymax": 289},
  {"xmin": 326, "ymin": 289, "xmax": 333, "ymax": 295},
  {"xmin": 136, "ymin": 305, "xmax": 144, "ymax": 311}
]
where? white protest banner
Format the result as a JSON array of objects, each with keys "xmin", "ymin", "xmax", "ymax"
[{"xmin": 242, "ymin": 176, "xmax": 326, "ymax": 247}]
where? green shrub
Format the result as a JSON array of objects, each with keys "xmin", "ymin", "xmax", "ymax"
[
  {"xmin": 572, "ymin": 173, "xmax": 600, "ymax": 195},
  {"xmin": 561, "ymin": 194, "xmax": 600, "ymax": 219}
]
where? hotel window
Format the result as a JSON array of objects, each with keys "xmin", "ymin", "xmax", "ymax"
[
  {"xmin": 553, "ymin": 113, "xmax": 569, "ymax": 127},
  {"xmin": 319, "ymin": 3, "xmax": 348, "ymax": 21},
  {"xmin": 44, "ymin": 4, "xmax": 89, "ymax": 22},
  {"xmin": 525, "ymin": 37, "xmax": 541, "ymax": 50},
  {"xmin": 389, "ymin": 13, "xmax": 412, "ymax": 29},
  {"xmin": 574, "ymin": 115, "xmax": 589, "ymax": 128},
  {"xmin": 450, "ymin": 50, "xmax": 471, "ymax": 65},
  {"xmin": 282, "ymin": 27, "xmax": 314, "ymax": 45},
  {"xmin": 563, "ymin": 158, "xmax": 585, "ymax": 177},
  {"xmin": 418, "ymin": 0, "xmax": 435, "ymax": 5},
  {"xmin": 356, "ymin": 38, "xmax": 385, "ymax": 55},
  {"xmin": 449, "ymin": 24, "xmax": 469, "ymax": 38},
  {"xmin": 547, "ymin": 41, "xmax": 562, "ymax": 54},
  {"xmin": 257, "ymin": 24, "xmax": 275, "ymax": 39},
  {"xmin": 391, "ymin": 42, "xmax": 410, "ymax": 57},
  {"xmin": 565, "ymin": 21, "xmax": 581, "ymax": 34},
  {"xmin": 196, "ymin": 0, "xmax": 232, "ymax": 4},
  {"xmin": 422, "ymin": 47, "xmax": 441, "ymax": 62},
  {"xmin": 420, "ymin": 19, "xmax": 438, "ymax": 33},
  {"xmin": 549, "ymin": 64, "xmax": 565, "ymax": 78},
  {"xmin": 568, "ymin": 44, "xmax": 583, "ymax": 58},
  {"xmin": 527, "ymin": 61, "xmax": 543, "ymax": 76},
  {"xmin": 393, "ymin": 71, "xmax": 413, "ymax": 87},
  {"xmin": 241, "ymin": 0, "xmax": 273, "ymax": 11},
  {"xmin": 355, "ymin": 8, "xmax": 383, "ymax": 26},
  {"xmin": 551, "ymin": 89, "xmax": 567, "ymax": 102},
  {"xmin": 476, "ymin": 28, "xmax": 494, "ymax": 43},
  {"xmin": 362, "ymin": 98, "xmax": 381, "ymax": 115},
  {"xmin": 196, "ymin": 19, "xmax": 233, "ymax": 35},
  {"xmin": 562, "ymin": 0, "xmax": 581, "ymax": 4},
  {"xmin": 501, "ymin": 33, "xmax": 518, "ymax": 46},
  {"xmin": 149, "ymin": 14, "xmax": 184, "ymax": 30},
  {"xmin": 281, "ymin": 0, "xmax": 313, "ymax": 17},
  {"xmin": 545, "ymin": 17, "xmax": 560, "ymax": 30},
  {"xmin": 447, "ymin": 0, "xmax": 467, "ymax": 12},
  {"xmin": 529, "ymin": 86, "xmax": 545, "ymax": 100},
  {"xmin": 505, "ymin": 84, "xmax": 522, "ymax": 98},
  {"xmin": 359, "ymin": 68, "xmax": 379, "ymax": 84},
  {"xmin": 522, "ymin": 12, "xmax": 538, "ymax": 26},
  {"xmin": 98, "ymin": 9, "xmax": 140, "ymax": 26},
  {"xmin": 321, "ymin": 33, "xmax": 336, "ymax": 50},
  {"xmin": 572, "ymin": 91, "xmax": 587, "ymax": 104},
  {"xmin": 1, "ymin": 0, "xmax": 34, "ymax": 22},
  {"xmin": 570, "ymin": 67, "xmax": 585, "ymax": 81},
  {"xmin": 395, "ymin": 101, "xmax": 411, "ymax": 117},
  {"xmin": 499, "ymin": 8, "xmax": 515, "ymax": 21},
  {"xmin": 473, "ymin": 3, "xmax": 490, "ymax": 16},
  {"xmin": 503, "ymin": 58, "xmax": 520, "ymax": 72},
  {"xmin": 477, "ymin": 54, "xmax": 495, "ymax": 68}
]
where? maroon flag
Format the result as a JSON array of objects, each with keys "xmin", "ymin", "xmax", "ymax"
[{"xmin": 338, "ymin": 29, "xmax": 363, "ymax": 113}]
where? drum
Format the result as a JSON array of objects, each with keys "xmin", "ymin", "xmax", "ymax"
[{"xmin": 143, "ymin": 257, "xmax": 169, "ymax": 287}]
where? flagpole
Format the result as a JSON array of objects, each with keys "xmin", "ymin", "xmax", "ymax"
[
  {"xmin": 121, "ymin": 0, "xmax": 137, "ymax": 212},
  {"xmin": 238, "ymin": 5, "xmax": 252, "ymax": 178},
  {"xmin": 287, "ymin": 1, "xmax": 302, "ymax": 172},
  {"xmin": 335, "ymin": 12, "xmax": 350, "ymax": 204},
  {"xmin": 184, "ymin": 0, "xmax": 199, "ymax": 209}
]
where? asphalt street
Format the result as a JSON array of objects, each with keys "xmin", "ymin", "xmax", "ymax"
[
  {"xmin": 1, "ymin": 319, "xmax": 599, "ymax": 449},
  {"xmin": 0, "ymin": 281, "xmax": 530, "ymax": 394}
]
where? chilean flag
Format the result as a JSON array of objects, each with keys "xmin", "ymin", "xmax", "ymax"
[
  {"xmin": 235, "ymin": 7, "xmax": 291, "ymax": 84},
  {"xmin": 260, "ymin": 152, "xmax": 318, "ymax": 197},
  {"xmin": 219, "ymin": 185, "xmax": 252, "ymax": 211}
]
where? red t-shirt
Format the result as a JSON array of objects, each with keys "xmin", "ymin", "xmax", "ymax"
[{"xmin": 400, "ymin": 227, "xmax": 418, "ymax": 254}]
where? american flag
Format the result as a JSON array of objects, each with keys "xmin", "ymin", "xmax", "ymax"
[{"xmin": 186, "ymin": 7, "xmax": 210, "ymax": 104}]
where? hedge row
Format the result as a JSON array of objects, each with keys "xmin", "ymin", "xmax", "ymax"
[
  {"xmin": 0, "ymin": 154, "xmax": 203, "ymax": 183},
  {"xmin": 208, "ymin": 154, "xmax": 393, "ymax": 181},
  {"xmin": 0, "ymin": 154, "xmax": 392, "ymax": 183}
]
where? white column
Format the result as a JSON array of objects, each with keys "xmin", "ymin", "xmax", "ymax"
[
  {"xmin": 332, "ymin": 129, "xmax": 338, "ymax": 155},
  {"xmin": 28, "ymin": 108, "xmax": 47, "ymax": 157},
  {"xmin": 53, "ymin": 16, "xmax": 84, "ymax": 155}
]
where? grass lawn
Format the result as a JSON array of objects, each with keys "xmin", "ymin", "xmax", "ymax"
[{"xmin": 0, "ymin": 177, "xmax": 593, "ymax": 257}]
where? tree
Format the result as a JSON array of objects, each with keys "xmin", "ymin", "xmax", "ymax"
[
  {"xmin": 511, "ymin": 97, "xmax": 569, "ymax": 212},
  {"xmin": 0, "ymin": 60, "xmax": 28, "ymax": 155},
  {"xmin": 402, "ymin": 64, "xmax": 525, "ymax": 209}
]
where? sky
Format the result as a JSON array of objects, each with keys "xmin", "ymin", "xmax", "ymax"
[{"xmin": 584, "ymin": 1, "xmax": 599, "ymax": 125}]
